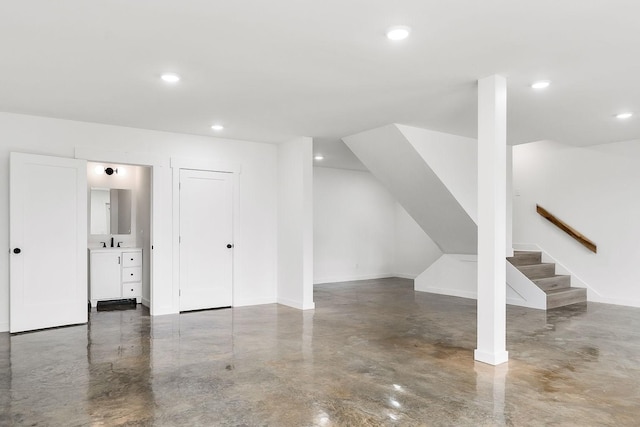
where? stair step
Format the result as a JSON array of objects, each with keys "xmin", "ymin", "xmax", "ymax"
[
  {"xmin": 533, "ymin": 275, "xmax": 571, "ymax": 292},
  {"xmin": 546, "ymin": 287, "xmax": 587, "ymax": 309},
  {"xmin": 510, "ymin": 251, "xmax": 542, "ymax": 265},
  {"xmin": 516, "ymin": 263, "xmax": 555, "ymax": 280}
]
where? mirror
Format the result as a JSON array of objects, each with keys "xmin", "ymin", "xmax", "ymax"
[{"xmin": 90, "ymin": 188, "xmax": 132, "ymax": 235}]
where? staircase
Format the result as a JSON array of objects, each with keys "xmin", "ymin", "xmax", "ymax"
[{"xmin": 507, "ymin": 251, "xmax": 587, "ymax": 309}]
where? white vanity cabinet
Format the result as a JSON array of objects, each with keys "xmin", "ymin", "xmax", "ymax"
[{"xmin": 89, "ymin": 248, "xmax": 142, "ymax": 306}]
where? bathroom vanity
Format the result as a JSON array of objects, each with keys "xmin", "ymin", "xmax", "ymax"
[{"xmin": 89, "ymin": 248, "xmax": 142, "ymax": 307}]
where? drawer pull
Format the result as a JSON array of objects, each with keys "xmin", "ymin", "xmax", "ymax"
[{"xmin": 130, "ymin": 273, "xmax": 134, "ymax": 276}]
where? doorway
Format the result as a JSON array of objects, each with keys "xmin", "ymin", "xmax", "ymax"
[{"xmin": 87, "ymin": 162, "xmax": 152, "ymax": 309}]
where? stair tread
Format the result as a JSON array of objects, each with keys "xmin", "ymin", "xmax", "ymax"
[
  {"xmin": 513, "ymin": 250, "xmax": 542, "ymax": 255},
  {"xmin": 546, "ymin": 287, "xmax": 587, "ymax": 309},
  {"xmin": 518, "ymin": 262, "xmax": 554, "ymax": 267},
  {"xmin": 545, "ymin": 287, "xmax": 585, "ymax": 295},
  {"xmin": 533, "ymin": 274, "xmax": 569, "ymax": 282}
]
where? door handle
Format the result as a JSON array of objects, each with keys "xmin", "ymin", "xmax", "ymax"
[
  {"xmin": 13, "ymin": 248, "xmax": 21, "ymax": 254},
  {"xmin": 226, "ymin": 244, "xmax": 234, "ymax": 249}
]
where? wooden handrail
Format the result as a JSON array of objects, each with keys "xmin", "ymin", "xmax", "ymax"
[{"xmin": 536, "ymin": 205, "xmax": 597, "ymax": 253}]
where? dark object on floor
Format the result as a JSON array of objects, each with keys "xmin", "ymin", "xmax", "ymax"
[{"xmin": 96, "ymin": 299, "xmax": 137, "ymax": 311}]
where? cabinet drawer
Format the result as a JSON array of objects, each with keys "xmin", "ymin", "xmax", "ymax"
[
  {"xmin": 122, "ymin": 282, "xmax": 142, "ymax": 298},
  {"xmin": 122, "ymin": 267, "xmax": 142, "ymax": 282},
  {"xmin": 122, "ymin": 252, "xmax": 142, "ymax": 267}
]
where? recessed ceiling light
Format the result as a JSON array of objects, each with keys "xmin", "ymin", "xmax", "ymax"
[
  {"xmin": 386, "ymin": 26, "xmax": 411, "ymax": 41},
  {"xmin": 211, "ymin": 124, "xmax": 224, "ymax": 131},
  {"xmin": 531, "ymin": 80, "xmax": 551, "ymax": 89},
  {"xmin": 616, "ymin": 112, "xmax": 633, "ymax": 119},
  {"xmin": 161, "ymin": 73, "xmax": 180, "ymax": 83},
  {"xmin": 314, "ymin": 155, "xmax": 324, "ymax": 161}
]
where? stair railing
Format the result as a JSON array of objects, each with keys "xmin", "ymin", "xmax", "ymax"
[{"xmin": 536, "ymin": 205, "xmax": 597, "ymax": 253}]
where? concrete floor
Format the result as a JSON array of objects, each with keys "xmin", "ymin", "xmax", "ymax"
[{"xmin": 1, "ymin": 277, "xmax": 639, "ymax": 426}]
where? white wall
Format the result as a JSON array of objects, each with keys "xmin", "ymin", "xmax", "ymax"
[
  {"xmin": 314, "ymin": 167, "xmax": 395, "ymax": 283},
  {"xmin": 344, "ymin": 124, "xmax": 477, "ymax": 254},
  {"xmin": 397, "ymin": 124, "xmax": 478, "ymax": 223},
  {"xmin": 277, "ymin": 137, "xmax": 314, "ymax": 309},
  {"xmin": 0, "ymin": 112, "xmax": 279, "ymax": 331},
  {"xmin": 313, "ymin": 167, "xmax": 441, "ymax": 283},
  {"xmin": 513, "ymin": 139, "xmax": 640, "ymax": 307},
  {"xmin": 394, "ymin": 203, "xmax": 442, "ymax": 278}
]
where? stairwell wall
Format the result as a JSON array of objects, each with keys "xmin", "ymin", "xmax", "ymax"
[
  {"xmin": 513, "ymin": 139, "xmax": 640, "ymax": 307},
  {"xmin": 313, "ymin": 166, "xmax": 441, "ymax": 284}
]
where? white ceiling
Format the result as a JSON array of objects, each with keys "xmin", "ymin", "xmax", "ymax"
[{"xmin": 2, "ymin": 0, "xmax": 639, "ymax": 168}]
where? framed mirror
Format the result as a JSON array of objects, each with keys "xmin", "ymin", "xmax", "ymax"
[{"xmin": 90, "ymin": 188, "xmax": 132, "ymax": 235}]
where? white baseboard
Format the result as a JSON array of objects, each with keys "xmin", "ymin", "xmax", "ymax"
[
  {"xmin": 233, "ymin": 297, "xmax": 277, "ymax": 307},
  {"xmin": 587, "ymin": 293, "xmax": 640, "ymax": 308},
  {"xmin": 314, "ymin": 273, "xmax": 395, "ymax": 285},
  {"xmin": 141, "ymin": 298, "xmax": 151, "ymax": 308},
  {"xmin": 393, "ymin": 273, "xmax": 418, "ymax": 279},
  {"xmin": 417, "ymin": 286, "xmax": 477, "ymax": 300},
  {"xmin": 474, "ymin": 349, "xmax": 509, "ymax": 366},
  {"xmin": 277, "ymin": 297, "xmax": 315, "ymax": 310},
  {"xmin": 0, "ymin": 321, "xmax": 8, "ymax": 333},
  {"xmin": 150, "ymin": 306, "xmax": 178, "ymax": 316}
]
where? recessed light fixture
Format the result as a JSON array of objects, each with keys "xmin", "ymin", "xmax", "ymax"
[
  {"xmin": 531, "ymin": 80, "xmax": 551, "ymax": 89},
  {"xmin": 386, "ymin": 25, "xmax": 411, "ymax": 41},
  {"xmin": 314, "ymin": 155, "xmax": 324, "ymax": 161},
  {"xmin": 161, "ymin": 73, "xmax": 181, "ymax": 83},
  {"xmin": 616, "ymin": 112, "xmax": 633, "ymax": 119},
  {"xmin": 211, "ymin": 124, "xmax": 224, "ymax": 131}
]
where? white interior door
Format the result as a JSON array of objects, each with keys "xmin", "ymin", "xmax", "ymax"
[
  {"xmin": 179, "ymin": 169, "xmax": 233, "ymax": 311},
  {"xmin": 10, "ymin": 152, "xmax": 87, "ymax": 333}
]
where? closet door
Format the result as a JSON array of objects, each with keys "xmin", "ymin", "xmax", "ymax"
[
  {"xmin": 179, "ymin": 169, "xmax": 233, "ymax": 311},
  {"xmin": 10, "ymin": 153, "xmax": 87, "ymax": 333}
]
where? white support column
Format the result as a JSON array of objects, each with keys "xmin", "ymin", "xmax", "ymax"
[{"xmin": 475, "ymin": 75, "xmax": 509, "ymax": 366}]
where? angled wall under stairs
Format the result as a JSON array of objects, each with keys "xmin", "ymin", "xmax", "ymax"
[{"xmin": 508, "ymin": 250, "xmax": 587, "ymax": 309}]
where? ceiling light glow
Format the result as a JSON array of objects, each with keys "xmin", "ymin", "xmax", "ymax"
[
  {"xmin": 531, "ymin": 80, "xmax": 551, "ymax": 89},
  {"xmin": 94, "ymin": 165, "xmax": 104, "ymax": 175},
  {"xmin": 314, "ymin": 155, "xmax": 324, "ymax": 161},
  {"xmin": 386, "ymin": 26, "xmax": 411, "ymax": 41},
  {"xmin": 161, "ymin": 73, "xmax": 181, "ymax": 83},
  {"xmin": 616, "ymin": 112, "xmax": 633, "ymax": 119},
  {"xmin": 211, "ymin": 124, "xmax": 224, "ymax": 131}
]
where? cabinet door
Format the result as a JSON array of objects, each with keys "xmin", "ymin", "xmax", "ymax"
[{"xmin": 91, "ymin": 252, "xmax": 122, "ymax": 300}]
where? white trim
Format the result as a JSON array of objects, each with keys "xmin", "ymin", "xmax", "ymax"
[
  {"xmin": 418, "ymin": 287, "xmax": 477, "ymax": 300},
  {"xmin": 141, "ymin": 298, "xmax": 151, "ymax": 308},
  {"xmin": 314, "ymin": 273, "xmax": 396, "ymax": 285},
  {"xmin": 233, "ymin": 298, "xmax": 277, "ymax": 307},
  {"xmin": 74, "ymin": 146, "xmax": 173, "ymax": 317},
  {"xmin": 474, "ymin": 349, "xmax": 509, "ymax": 366},
  {"xmin": 393, "ymin": 273, "xmax": 418, "ymax": 279},
  {"xmin": 75, "ymin": 147, "xmax": 168, "ymax": 168},
  {"xmin": 278, "ymin": 297, "xmax": 315, "ymax": 310},
  {"xmin": 505, "ymin": 262, "xmax": 547, "ymax": 310},
  {"xmin": 170, "ymin": 157, "xmax": 241, "ymax": 174},
  {"xmin": 586, "ymin": 295, "xmax": 640, "ymax": 308},
  {"xmin": 172, "ymin": 158, "xmax": 242, "ymax": 313}
]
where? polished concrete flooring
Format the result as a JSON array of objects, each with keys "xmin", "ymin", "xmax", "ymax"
[{"xmin": 1, "ymin": 278, "xmax": 640, "ymax": 426}]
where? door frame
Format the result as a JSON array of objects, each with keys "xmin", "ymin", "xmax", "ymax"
[
  {"xmin": 74, "ymin": 147, "xmax": 173, "ymax": 315},
  {"xmin": 171, "ymin": 157, "xmax": 241, "ymax": 312}
]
